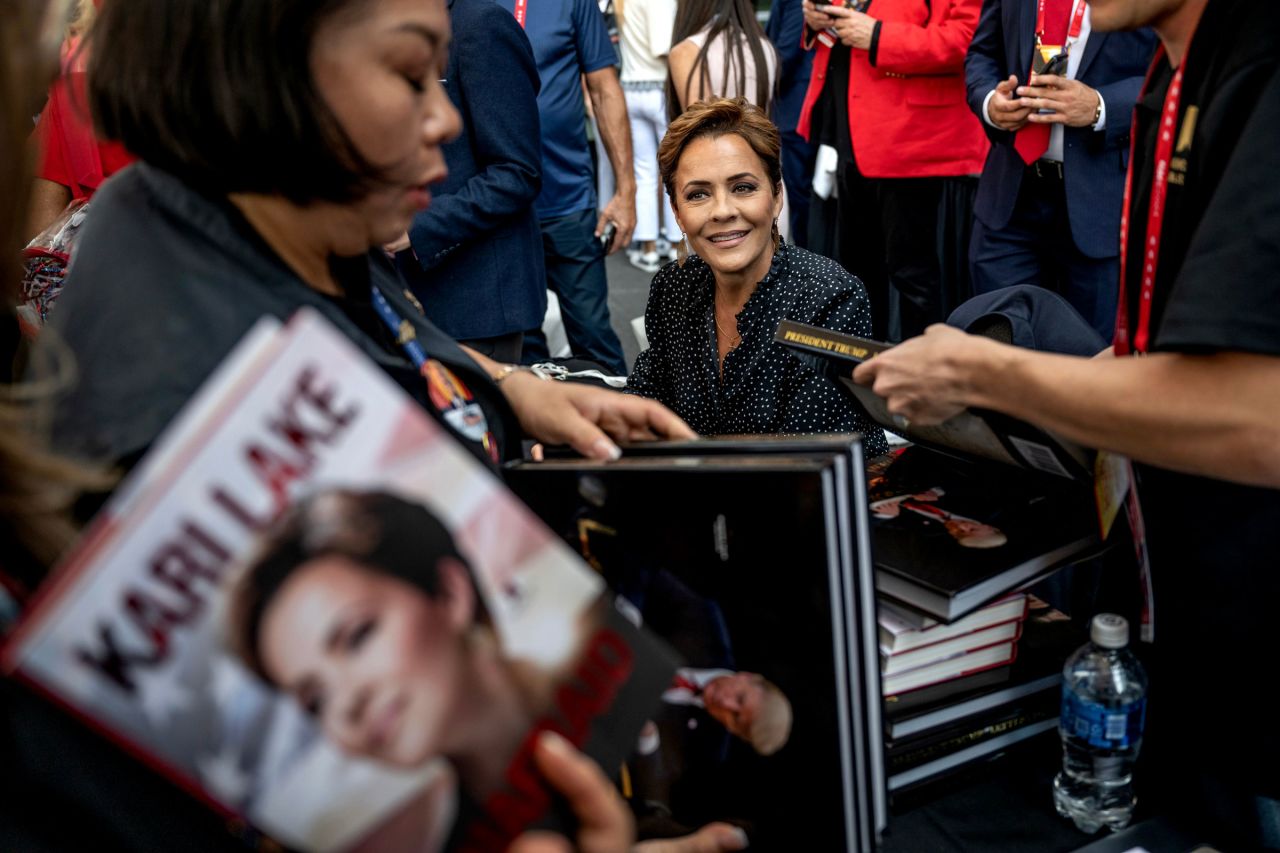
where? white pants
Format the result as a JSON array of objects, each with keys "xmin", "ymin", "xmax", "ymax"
[{"xmin": 625, "ymin": 85, "xmax": 683, "ymax": 244}]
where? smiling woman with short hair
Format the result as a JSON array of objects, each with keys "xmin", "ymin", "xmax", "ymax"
[{"xmin": 626, "ymin": 97, "xmax": 887, "ymax": 450}]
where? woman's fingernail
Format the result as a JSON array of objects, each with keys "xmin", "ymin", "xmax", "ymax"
[
  {"xmin": 539, "ymin": 730, "xmax": 572, "ymax": 756},
  {"xmin": 728, "ymin": 827, "xmax": 750, "ymax": 849},
  {"xmin": 593, "ymin": 438, "xmax": 621, "ymax": 461}
]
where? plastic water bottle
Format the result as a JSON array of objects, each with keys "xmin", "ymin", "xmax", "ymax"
[{"xmin": 1053, "ymin": 613, "xmax": 1148, "ymax": 834}]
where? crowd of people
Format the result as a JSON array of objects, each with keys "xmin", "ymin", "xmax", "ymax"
[{"xmin": 3, "ymin": 0, "xmax": 1280, "ymax": 849}]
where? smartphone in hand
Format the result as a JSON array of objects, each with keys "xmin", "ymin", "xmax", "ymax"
[
  {"xmin": 598, "ymin": 221, "xmax": 617, "ymax": 251},
  {"xmin": 1040, "ymin": 51, "xmax": 1070, "ymax": 76}
]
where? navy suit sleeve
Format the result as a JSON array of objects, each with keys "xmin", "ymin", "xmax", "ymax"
[
  {"xmin": 965, "ymin": 0, "xmax": 1011, "ymax": 146},
  {"xmin": 1092, "ymin": 30, "xmax": 1158, "ymax": 150},
  {"xmin": 767, "ymin": 0, "xmax": 808, "ymax": 90},
  {"xmin": 407, "ymin": 1, "xmax": 543, "ymax": 269}
]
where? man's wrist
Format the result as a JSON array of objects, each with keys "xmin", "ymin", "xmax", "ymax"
[
  {"xmin": 965, "ymin": 336, "xmax": 1018, "ymax": 411},
  {"xmin": 981, "ymin": 89, "xmax": 1000, "ymax": 128}
]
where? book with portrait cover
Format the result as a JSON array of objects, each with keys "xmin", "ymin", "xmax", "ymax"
[
  {"xmin": 1, "ymin": 309, "xmax": 675, "ymax": 852},
  {"xmin": 506, "ymin": 436, "xmax": 886, "ymax": 852},
  {"xmin": 774, "ymin": 319, "xmax": 1095, "ymax": 483},
  {"xmin": 865, "ymin": 447, "xmax": 1101, "ymax": 623}
]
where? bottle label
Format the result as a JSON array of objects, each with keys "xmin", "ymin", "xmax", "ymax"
[{"xmin": 1060, "ymin": 692, "xmax": 1146, "ymax": 750}]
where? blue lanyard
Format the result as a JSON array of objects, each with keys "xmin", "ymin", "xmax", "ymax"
[{"xmin": 369, "ymin": 284, "xmax": 430, "ymax": 368}]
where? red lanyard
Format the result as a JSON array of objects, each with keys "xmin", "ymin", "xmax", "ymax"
[
  {"xmin": 1114, "ymin": 45, "xmax": 1186, "ymax": 355},
  {"xmin": 1035, "ymin": 0, "xmax": 1086, "ymax": 46},
  {"xmin": 514, "ymin": 0, "xmax": 527, "ymax": 28}
]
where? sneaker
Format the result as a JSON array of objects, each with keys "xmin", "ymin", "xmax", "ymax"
[{"xmin": 628, "ymin": 250, "xmax": 662, "ymax": 274}]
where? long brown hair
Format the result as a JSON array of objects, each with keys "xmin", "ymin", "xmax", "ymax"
[{"xmin": 666, "ymin": 0, "xmax": 776, "ymax": 122}]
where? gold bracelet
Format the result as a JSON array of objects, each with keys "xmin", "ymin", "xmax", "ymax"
[
  {"xmin": 491, "ymin": 363, "xmax": 523, "ymax": 384},
  {"xmin": 491, "ymin": 364, "xmax": 553, "ymax": 384}
]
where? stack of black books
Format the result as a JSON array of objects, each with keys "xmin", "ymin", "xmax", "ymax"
[
  {"xmin": 775, "ymin": 321, "xmax": 1107, "ymax": 796},
  {"xmin": 881, "ymin": 595, "xmax": 1077, "ymax": 795}
]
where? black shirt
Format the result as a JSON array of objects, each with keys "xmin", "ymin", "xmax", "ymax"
[
  {"xmin": 42, "ymin": 163, "xmax": 519, "ymax": 472},
  {"xmin": 1121, "ymin": 0, "xmax": 1280, "ymax": 800},
  {"xmin": 626, "ymin": 244, "xmax": 888, "ymax": 452},
  {"xmin": 811, "ymin": 43, "xmax": 855, "ymax": 162}
]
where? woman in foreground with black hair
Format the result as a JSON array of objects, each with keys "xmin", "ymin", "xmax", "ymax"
[
  {"xmin": 41, "ymin": 0, "xmax": 691, "ymax": 477},
  {"xmin": 4, "ymin": 0, "xmax": 650, "ymax": 848}
]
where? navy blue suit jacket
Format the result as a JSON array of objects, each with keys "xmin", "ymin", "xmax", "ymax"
[
  {"xmin": 965, "ymin": 1, "xmax": 1155, "ymax": 258},
  {"xmin": 765, "ymin": 0, "xmax": 814, "ymax": 134},
  {"xmin": 397, "ymin": 0, "xmax": 548, "ymax": 340}
]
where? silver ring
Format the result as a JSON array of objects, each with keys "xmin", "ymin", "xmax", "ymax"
[{"xmin": 891, "ymin": 413, "xmax": 910, "ymax": 430}]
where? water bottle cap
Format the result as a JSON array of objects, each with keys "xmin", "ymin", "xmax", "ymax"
[{"xmin": 1090, "ymin": 613, "xmax": 1129, "ymax": 649}]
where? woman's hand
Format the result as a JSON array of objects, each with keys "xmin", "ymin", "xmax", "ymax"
[
  {"xmin": 634, "ymin": 823, "xmax": 750, "ymax": 852},
  {"xmin": 502, "ymin": 372, "xmax": 696, "ymax": 460},
  {"xmin": 508, "ymin": 732, "xmax": 634, "ymax": 853}
]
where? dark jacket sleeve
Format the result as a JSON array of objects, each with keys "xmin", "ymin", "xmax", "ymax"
[
  {"xmin": 408, "ymin": 1, "xmax": 543, "ymax": 268},
  {"xmin": 767, "ymin": 0, "xmax": 809, "ymax": 91},
  {"xmin": 1093, "ymin": 30, "xmax": 1157, "ymax": 149},
  {"xmin": 965, "ymin": 0, "xmax": 1010, "ymax": 146}
]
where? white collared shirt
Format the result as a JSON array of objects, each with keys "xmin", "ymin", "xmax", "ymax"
[{"xmin": 981, "ymin": 2, "xmax": 1106, "ymax": 162}]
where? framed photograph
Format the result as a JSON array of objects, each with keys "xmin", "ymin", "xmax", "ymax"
[{"xmin": 508, "ymin": 435, "xmax": 885, "ymax": 852}]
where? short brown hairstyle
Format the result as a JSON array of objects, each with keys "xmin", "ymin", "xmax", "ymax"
[{"xmin": 658, "ymin": 97, "xmax": 783, "ymax": 208}]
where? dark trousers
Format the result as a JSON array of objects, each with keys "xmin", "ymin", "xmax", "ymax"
[
  {"xmin": 523, "ymin": 207, "xmax": 626, "ymax": 375},
  {"xmin": 969, "ymin": 168, "xmax": 1119, "ymax": 342},
  {"xmin": 459, "ymin": 331, "xmax": 523, "ymax": 364},
  {"xmin": 779, "ymin": 128, "xmax": 815, "ymax": 250},
  {"xmin": 824, "ymin": 160, "xmax": 948, "ymax": 341}
]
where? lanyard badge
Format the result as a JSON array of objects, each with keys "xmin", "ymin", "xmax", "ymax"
[
  {"xmin": 370, "ymin": 286, "xmax": 500, "ymax": 462},
  {"xmin": 1032, "ymin": 0, "xmax": 1086, "ymax": 76}
]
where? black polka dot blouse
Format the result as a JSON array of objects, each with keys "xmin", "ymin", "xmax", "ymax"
[{"xmin": 626, "ymin": 243, "xmax": 889, "ymax": 455}]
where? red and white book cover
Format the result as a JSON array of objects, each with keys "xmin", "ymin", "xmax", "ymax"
[
  {"xmin": 2, "ymin": 309, "xmax": 673, "ymax": 852},
  {"xmin": 878, "ymin": 594, "xmax": 1029, "ymax": 657}
]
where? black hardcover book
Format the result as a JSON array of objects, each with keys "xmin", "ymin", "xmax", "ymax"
[
  {"xmin": 774, "ymin": 319, "xmax": 1095, "ymax": 482},
  {"xmin": 506, "ymin": 445, "xmax": 884, "ymax": 853},
  {"xmin": 882, "ymin": 664, "xmax": 1013, "ymax": 719},
  {"xmin": 866, "ymin": 447, "xmax": 1102, "ymax": 622},
  {"xmin": 885, "ymin": 695, "xmax": 1060, "ymax": 792}
]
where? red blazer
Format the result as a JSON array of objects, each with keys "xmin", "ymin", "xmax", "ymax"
[{"xmin": 796, "ymin": 0, "xmax": 988, "ymax": 179}]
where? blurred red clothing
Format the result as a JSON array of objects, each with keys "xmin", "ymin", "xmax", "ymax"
[
  {"xmin": 796, "ymin": 0, "xmax": 988, "ymax": 179},
  {"xmin": 33, "ymin": 38, "xmax": 134, "ymax": 199}
]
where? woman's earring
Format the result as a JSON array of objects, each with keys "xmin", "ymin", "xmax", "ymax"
[
  {"xmin": 771, "ymin": 217, "xmax": 781, "ymax": 249},
  {"xmin": 676, "ymin": 231, "xmax": 689, "ymax": 267}
]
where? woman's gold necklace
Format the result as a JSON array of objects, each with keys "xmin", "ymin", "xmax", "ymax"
[{"xmin": 715, "ymin": 311, "xmax": 741, "ymax": 351}]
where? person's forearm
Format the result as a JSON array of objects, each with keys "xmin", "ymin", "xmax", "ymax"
[
  {"xmin": 27, "ymin": 178, "xmax": 72, "ymax": 241},
  {"xmin": 586, "ymin": 70, "xmax": 635, "ymax": 195},
  {"xmin": 968, "ymin": 345, "xmax": 1280, "ymax": 487}
]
